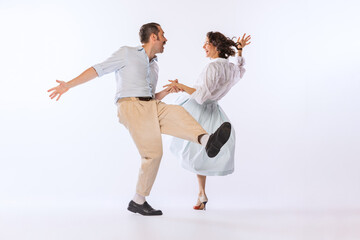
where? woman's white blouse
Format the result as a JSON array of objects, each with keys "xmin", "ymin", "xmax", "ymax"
[{"xmin": 190, "ymin": 56, "xmax": 245, "ymax": 104}]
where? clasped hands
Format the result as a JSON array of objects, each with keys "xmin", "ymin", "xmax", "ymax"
[{"xmin": 163, "ymin": 79, "xmax": 184, "ymax": 93}]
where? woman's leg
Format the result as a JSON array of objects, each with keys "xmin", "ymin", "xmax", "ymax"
[
  {"xmin": 197, "ymin": 174, "xmax": 207, "ymax": 197},
  {"xmin": 194, "ymin": 174, "xmax": 208, "ymax": 210}
]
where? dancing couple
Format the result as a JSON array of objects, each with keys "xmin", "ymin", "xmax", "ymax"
[{"xmin": 47, "ymin": 22, "xmax": 251, "ymax": 216}]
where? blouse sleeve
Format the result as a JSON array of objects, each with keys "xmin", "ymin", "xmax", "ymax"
[
  {"xmin": 232, "ymin": 56, "xmax": 246, "ymax": 86},
  {"xmin": 190, "ymin": 63, "xmax": 218, "ymax": 104}
]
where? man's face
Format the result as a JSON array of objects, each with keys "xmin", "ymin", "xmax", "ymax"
[{"xmin": 153, "ymin": 26, "xmax": 167, "ymax": 53}]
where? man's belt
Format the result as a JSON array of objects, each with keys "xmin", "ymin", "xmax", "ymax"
[{"xmin": 137, "ymin": 97, "xmax": 154, "ymax": 101}]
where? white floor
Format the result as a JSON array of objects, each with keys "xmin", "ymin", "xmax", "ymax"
[{"xmin": 1, "ymin": 205, "xmax": 360, "ymax": 240}]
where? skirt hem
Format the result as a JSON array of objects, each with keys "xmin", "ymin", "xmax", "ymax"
[{"xmin": 181, "ymin": 162, "xmax": 234, "ymax": 176}]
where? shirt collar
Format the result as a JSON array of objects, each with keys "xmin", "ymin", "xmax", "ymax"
[
  {"xmin": 137, "ymin": 45, "xmax": 158, "ymax": 62},
  {"xmin": 151, "ymin": 55, "xmax": 158, "ymax": 62}
]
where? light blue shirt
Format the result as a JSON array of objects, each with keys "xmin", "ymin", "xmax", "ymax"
[{"xmin": 93, "ymin": 46, "xmax": 159, "ymax": 103}]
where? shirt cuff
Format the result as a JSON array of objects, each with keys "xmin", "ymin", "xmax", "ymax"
[
  {"xmin": 92, "ymin": 64, "xmax": 104, "ymax": 77},
  {"xmin": 236, "ymin": 56, "xmax": 245, "ymax": 66},
  {"xmin": 190, "ymin": 89, "xmax": 206, "ymax": 105}
]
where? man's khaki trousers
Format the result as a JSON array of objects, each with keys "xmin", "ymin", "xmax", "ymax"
[{"xmin": 117, "ymin": 97, "xmax": 207, "ymax": 196}]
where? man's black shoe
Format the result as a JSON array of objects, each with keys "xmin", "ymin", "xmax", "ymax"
[
  {"xmin": 205, "ymin": 122, "xmax": 231, "ymax": 158},
  {"xmin": 127, "ymin": 200, "xmax": 163, "ymax": 216}
]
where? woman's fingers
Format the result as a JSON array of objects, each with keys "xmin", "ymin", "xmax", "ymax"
[
  {"xmin": 236, "ymin": 34, "xmax": 252, "ymax": 48},
  {"xmin": 164, "ymin": 83, "xmax": 175, "ymax": 88},
  {"xmin": 241, "ymin": 33, "xmax": 246, "ymax": 41}
]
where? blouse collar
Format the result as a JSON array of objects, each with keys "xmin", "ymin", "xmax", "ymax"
[{"xmin": 210, "ymin": 57, "xmax": 229, "ymax": 62}]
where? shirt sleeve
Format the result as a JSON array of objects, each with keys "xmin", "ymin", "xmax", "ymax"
[
  {"xmin": 92, "ymin": 47, "xmax": 127, "ymax": 77},
  {"xmin": 190, "ymin": 63, "xmax": 218, "ymax": 104}
]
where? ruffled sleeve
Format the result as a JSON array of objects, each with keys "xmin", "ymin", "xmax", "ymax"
[
  {"xmin": 190, "ymin": 63, "xmax": 218, "ymax": 104},
  {"xmin": 231, "ymin": 56, "xmax": 246, "ymax": 86}
]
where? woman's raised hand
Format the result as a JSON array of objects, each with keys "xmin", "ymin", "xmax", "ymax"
[{"xmin": 237, "ymin": 34, "xmax": 251, "ymax": 49}]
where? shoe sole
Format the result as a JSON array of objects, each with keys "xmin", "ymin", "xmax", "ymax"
[{"xmin": 207, "ymin": 122, "xmax": 231, "ymax": 158}]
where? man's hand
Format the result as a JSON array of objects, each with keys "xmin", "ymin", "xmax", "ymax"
[
  {"xmin": 155, "ymin": 83, "xmax": 182, "ymax": 100},
  {"xmin": 163, "ymin": 79, "xmax": 196, "ymax": 95},
  {"xmin": 47, "ymin": 67, "xmax": 99, "ymax": 101},
  {"xmin": 164, "ymin": 86, "xmax": 175, "ymax": 93},
  {"xmin": 47, "ymin": 80, "xmax": 70, "ymax": 101},
  {"xmin": 163, "ymin": 79, "xmax": 183, "ymax": 92},
  {"xmin": 165, "ymin": 85, "xmax": 182, "ymax": 93}
]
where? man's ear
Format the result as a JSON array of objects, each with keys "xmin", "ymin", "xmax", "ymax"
[{"xmin": 150, "ymin": 33, "xmax": 157, "ymax": 42}]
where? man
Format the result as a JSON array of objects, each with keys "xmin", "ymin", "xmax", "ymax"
[{"xmin": 47, "ymin": 22, "xmax": 231, "ymax": 216}]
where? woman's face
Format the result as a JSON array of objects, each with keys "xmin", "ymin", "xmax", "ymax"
[{"xmin": 203, "ymin": 37, "xmax": 218, "ymax": 59}]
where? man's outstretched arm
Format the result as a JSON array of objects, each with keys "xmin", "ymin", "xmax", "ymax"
[{"xmin": 47, "ymin": 67, "xmax": 98, "ymax": 101}]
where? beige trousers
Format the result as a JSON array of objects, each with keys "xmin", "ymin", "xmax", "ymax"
[{"xmin": 117, "ymin": 97, "xmax": 207, "ymax": 196}]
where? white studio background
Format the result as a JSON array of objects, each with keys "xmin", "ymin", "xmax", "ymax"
[{"xmin": 0, "ymin": 0, "xmax": 359, "ymax": 213}]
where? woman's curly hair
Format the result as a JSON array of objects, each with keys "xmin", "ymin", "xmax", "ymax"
[{"xmin": 207, "ymin": 31, "xmax": 241, "ymax": 59}]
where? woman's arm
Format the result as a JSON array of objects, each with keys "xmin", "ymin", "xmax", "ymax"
[
  {"xmin": 176, "ymin": 82, "xmax": 196, "ymax": 95},
  {"xmin": 163, "ymin": 80, "xmax": 196, "ymax": 95}
]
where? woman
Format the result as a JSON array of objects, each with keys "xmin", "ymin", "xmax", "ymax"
[{"xmin": 164, "ymin": 32, "xmax": 251, "ymax": 210}]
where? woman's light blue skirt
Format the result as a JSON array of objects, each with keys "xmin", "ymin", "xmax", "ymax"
[{"xmin": 169, "ymin": 94, "xmax": 235, "ymax": 176}]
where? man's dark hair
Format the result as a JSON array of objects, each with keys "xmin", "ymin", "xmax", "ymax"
[{"xmin": 139, "ymin": 22, "xmax": 160, "ymax": 43}]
